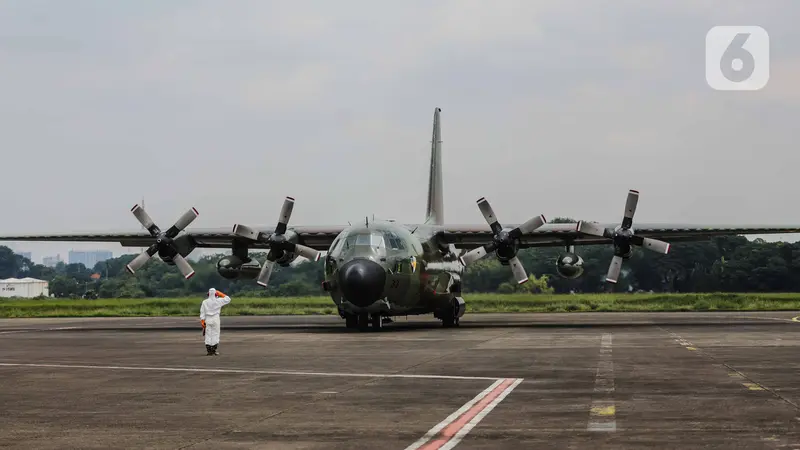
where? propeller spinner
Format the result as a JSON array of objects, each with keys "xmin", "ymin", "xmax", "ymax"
[
  {"xmin": 125, "ymin": 204, "xmax": 199, "ymax": 279},
  {"xmin": 577, "ymin": 189, "xmax": 671, "ymax": 284},
  {"xmin": 458, "ymin": 197, "xmax": 547, "ymax": 284},
  {"xmin": 232, "ymin": 196, "xmax": 321, "ymax": 288}
]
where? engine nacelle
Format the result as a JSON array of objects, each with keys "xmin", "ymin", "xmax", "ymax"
[
  {"xmin": 273, "ymin": 250, "xmax": 297, "ymax": 267},
  {"xmin": 271, "ymin": 229, "xmax": 300, "ymax": 267},
  {"xmin": 158, "ymin": 234, "xmax": 197, "ymax": 265},
  {"xmin": 217, "ymin": 255, "xmax": 262, "ymax": 280},
  {"xmin": 556, "ymin": 252, "xmax": 585, "ymax": 279},
  {"xmin": 494, "ymin": 238, "xmax": 519, "ymax": 266}
]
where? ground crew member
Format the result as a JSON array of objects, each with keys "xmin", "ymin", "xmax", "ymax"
[{"xmin": 200, "ymin": 288, "xmax": 231, "ymax": 356}]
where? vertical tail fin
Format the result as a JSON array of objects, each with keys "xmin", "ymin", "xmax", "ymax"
[{"xmin": 425, "ymin": 107, "xmax": 444, "ymax": 225}]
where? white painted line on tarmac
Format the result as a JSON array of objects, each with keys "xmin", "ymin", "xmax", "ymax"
[
  {"xmin": 405, "ymin": 378, "xmax": 523, "ymax": 450},
  {"xmin": 0, "ymin": 362, "xmax": 501, "ymax": 381},
  {"xmin": 0, "ymin": 326, "xmax": 83, "ymax": 335},
  {"xmin": 588, "ymin": 333, "xmax": 616, "ymax": 432}
]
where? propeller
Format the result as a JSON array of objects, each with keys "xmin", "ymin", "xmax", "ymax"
[
  {"xmin": 125, "ymin": 204, "xmax": 199, "ymax": 279},
  {"xmin": 232, "ymin": 196, "xmax": 321, "ymax": 287},
  {"xmin": 458, "ymin": 197, "xmax": 547, "ymax": 284},
  {"xmin": 577, "ymin": 189, "xmax": 671, "ymax": 284}
]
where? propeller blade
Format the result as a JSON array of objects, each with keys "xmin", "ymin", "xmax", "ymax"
[
  {"xmin": 622, "ymin": 190, "xmax": 639, "ymax": 228},
  {"xmin": 459, "ymin": 246, "xmax": 489, "ymax": 266},
  {"xmin": 275, "ymin": 196, "xmax": 295, "ymax": 235},
  {"xmin": 640, "ymin": 237, "xmax": 670, "ymax": 254},
  {"xmin": 605, "ymin": 255, "xmax": 624, "ymax": 283},
  {"xmin": 476, "ymin": 197, "xmax": 503, "ymax": 234},
  {"xmin": 577, "ymin": 221, "xmax": 608, "ymax": 238},
  {"xmin": 256, "ymin": 259, "xmax": 275, "ymax": 287},
  {"xmin": 509, "ymin": 214, "xmax": 546, "ymax": 239},
  {"xmin": 232, "ymin": 223, "xmax": 262, "ymax": 240},
  {"xmin": 509, "ymin": 256, "xmax": 529, "ymax": 284},
  {"xmin": 165, "ymin": 207, "xmax": 199, "ymax": 238},
  {"xmin": 293, "ymin": 244, "xmax": 321, "ymax": 262},
  {"xmin": 172, "ymin": 254, "xmax": 196, "ymax": 279},
  {"xmin": 131, "ymin": 204, "xmax": 159, "ymax": 235},
  {"xmin": 125, "ymin": 245, "xmax": 158, "ymax": 274}
]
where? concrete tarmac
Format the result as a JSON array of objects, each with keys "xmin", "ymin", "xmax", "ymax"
[{"xmin": 2, "ymin": 311, "xmax": 800, "ymax": 449}]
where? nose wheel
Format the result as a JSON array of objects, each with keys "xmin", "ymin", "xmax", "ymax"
[{"xmin": 344, "ymin": 313, "xmax": 385, "ymax": 331}]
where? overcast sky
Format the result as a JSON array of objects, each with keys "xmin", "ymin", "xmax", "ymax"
[{"xmin": 2, "ymin": 0, "xmax": 799, "ymax": 263}]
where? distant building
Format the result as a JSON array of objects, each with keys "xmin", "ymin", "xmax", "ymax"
[
  {"xmin": 42, "ymin": 254, "xmax": 63, "ymax": 268},
  {"xmin": 68, "ymin": 250, "xmax": 113, "ymax": 270},
  {"xmin": 0, "ymin": 278, "xmax": 49, "ymax": 298}
]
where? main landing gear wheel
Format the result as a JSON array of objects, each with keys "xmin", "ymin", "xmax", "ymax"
[
  {"xmin": 441, "ymin": 315, "xmax": 459, "ymax": 328},
  {"xmin": 440, "ymin": 297, "xmax": 463, "ymax": 328},
  {"xmin": 370, "ymin": 313, "xmax": 383, "ymax": 330},
  {"xmin": 357, "ymin": 313, "xmax": 370, "ymax": 331}
]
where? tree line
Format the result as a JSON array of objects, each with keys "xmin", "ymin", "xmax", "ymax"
[{"xmin": 1, "ymin": 223, "xmax": 798, "ymax": 298}]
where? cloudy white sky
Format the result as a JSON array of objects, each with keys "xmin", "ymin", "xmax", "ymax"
[{"xmin": 2, "ymin": 0, "xmax": 799, "ymax": 263}]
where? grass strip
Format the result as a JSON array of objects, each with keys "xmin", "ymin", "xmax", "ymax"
[{"xmin": 2, "ymin": 293, "xmax": 800, "ymax": 318}]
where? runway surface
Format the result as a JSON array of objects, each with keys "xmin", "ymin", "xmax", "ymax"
[{"xmin": 2, "ymin": 311, "xmax": 800, "ymax": 449}]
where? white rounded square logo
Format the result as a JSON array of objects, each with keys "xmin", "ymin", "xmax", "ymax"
[{"xmin": 705, "ymin": 26, "xmax": 770, "ymax": 91}]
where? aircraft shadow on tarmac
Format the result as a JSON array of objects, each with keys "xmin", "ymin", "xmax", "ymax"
[{"xmin": 38, "ymin": 319, "xmax": 799, "ymax": 335}]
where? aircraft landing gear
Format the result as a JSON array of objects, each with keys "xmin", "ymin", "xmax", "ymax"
[
  {"xmin": 437, "ymin": 296, "xmax": 465, "ymax": 328},
  {"xmin": 370, "ymin": 313, "xmax": 383, "ymax": 330},
  {"xmin": 343, "ymin": 312, "xmax": 387, "ymax": 331},
  {"xmin": 442, "ymin": 315, "xmax": 459, "ymax": 328},
  {"xmin": 357, "ymin": 313, "xmax": 370, "ymax": 331}
]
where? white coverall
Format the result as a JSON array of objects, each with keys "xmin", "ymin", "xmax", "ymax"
[{"xmin": 200, "ymin": 288, "xmax": 231, "ymax": 346}]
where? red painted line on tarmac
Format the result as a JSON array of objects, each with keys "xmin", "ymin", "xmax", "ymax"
[{"xmin": 407, "ymin": 377, "xmax": 522, "ymax": 450}]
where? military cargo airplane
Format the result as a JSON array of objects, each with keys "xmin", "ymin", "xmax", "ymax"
[{"xmin": 3, "ymin": 108, "xmax": 800, "ymax": 330}]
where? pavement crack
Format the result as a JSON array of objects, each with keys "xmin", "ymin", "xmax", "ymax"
[{"xmin": 657, "ymin": 325, "xmax": 800, "ymax": 413}]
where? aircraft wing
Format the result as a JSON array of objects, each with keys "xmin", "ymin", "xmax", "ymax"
[
  {"xmin": 437, "ymin": 222, "xmax": 800, "ymax": 249},
  {"xmin": 0, "ymin": 225, "xmax": 347, "ymax": 251}
]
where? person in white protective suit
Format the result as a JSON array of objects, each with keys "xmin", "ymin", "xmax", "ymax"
[{"xmin": 200, "ymin": 288, "xmax": 231, "ymax": 356}]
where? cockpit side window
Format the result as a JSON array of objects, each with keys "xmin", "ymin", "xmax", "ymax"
[{"xmin": 382, "ymin": 231, "xmax": 406, "ymax": 250}]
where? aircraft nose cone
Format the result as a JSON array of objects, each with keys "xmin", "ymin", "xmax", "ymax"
[{"xmin": 338, "ymin": 258, "xmax": 386, "ymax": 307}]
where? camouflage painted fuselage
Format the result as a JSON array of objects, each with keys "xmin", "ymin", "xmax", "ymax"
[{"xmin": 322, "ymin": 220, "xmax": 463, "ymax": 317}]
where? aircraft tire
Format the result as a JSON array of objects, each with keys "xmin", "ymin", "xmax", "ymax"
[
  {"xmin": 370, "ymin": 314, "xmax": 383, "ymax": 330},
  {"xmin": 357, "ymin": 313, "xmax": 370, "ymax": 331}
]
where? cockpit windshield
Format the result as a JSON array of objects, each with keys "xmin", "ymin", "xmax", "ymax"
[{"xmin": 329, "ymin": 231, "xmax": 387, "ymax": 258}]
